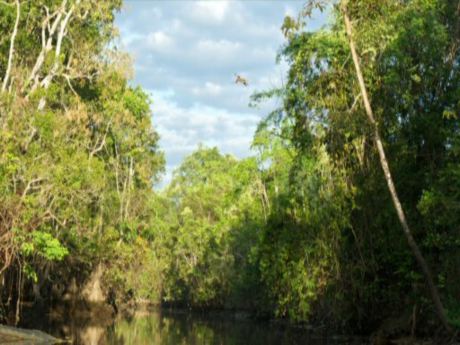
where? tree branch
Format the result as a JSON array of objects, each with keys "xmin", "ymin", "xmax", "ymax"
[
  {"xmin": 1, "ymin": 0, "xmax": 20, "ymax": 93},
  {"xmin": 39, "ymin": 3, "xmax": 74, "ymax": 90},
  {"xmin": 21, "ymin": 178, "xmax": 45, "ymax": 200},
  {"xmin": 90, "ymin": 121, "xmax": 111, "ymax": 157},
  {"xmin": 24, "ymin": 0, "xmax": 67, "ymax": 95},
  {"xmin": 37, "ymin": 1, "xmax": 78, "ymax": 110}
]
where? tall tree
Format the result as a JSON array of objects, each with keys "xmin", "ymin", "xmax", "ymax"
[{"xmin": 340, "ymin": 0, "xmax": 452, "ymax": 332}]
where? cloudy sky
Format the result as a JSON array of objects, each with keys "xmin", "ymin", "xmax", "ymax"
[{"xmin": 115, "ymin": 0, "xmax": 326, "ymax": 186}]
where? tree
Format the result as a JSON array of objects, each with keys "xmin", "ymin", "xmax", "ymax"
[
  {"xmin": 162, "ymin": 147, "xmax": 257, "ymax": 306},
  {"xmin": 0, "ymin": 0, "xmax": 164, "ymax": 322},
  {"xmin": 340, "ymin": 0, "xmax": 452, "ymax": 332},
  {"xmin": 256, "ymin": 0, "xmax": 460, "ymax": 331}
]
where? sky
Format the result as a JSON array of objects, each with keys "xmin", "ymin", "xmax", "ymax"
[{"xmin": 115, "ymin": 0, "xmax": 327, "ymax": 187}]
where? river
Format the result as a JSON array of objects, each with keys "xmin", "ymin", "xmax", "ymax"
[{"xmin": 18, "ymin": 308, "xmax": 367, "ymax": 345}]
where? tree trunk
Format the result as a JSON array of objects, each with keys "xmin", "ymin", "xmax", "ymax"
[
  {"xmin": 341, "ymin": 3, "xmax": 452, "ymax": 333},
  {"xmin": 1, "ymin": 0, "xmax": 20, "ymax": 93}
]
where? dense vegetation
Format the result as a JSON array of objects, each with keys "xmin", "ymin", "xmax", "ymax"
[
  {"xmin": 0, "ymin": 0, "xmax": 459, "ymax": 337},
  {"xmin": 0, "ymin": 0, "xmax": 164, "ymax": 323}
]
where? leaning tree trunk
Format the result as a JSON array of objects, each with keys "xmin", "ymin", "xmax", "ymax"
[{"xmin": 341, "ymin": 2, "xmax": 452, "ymax": 333}]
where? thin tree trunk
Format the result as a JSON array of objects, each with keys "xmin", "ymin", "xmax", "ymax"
[
  {"xmin": 24, "ymin": 0, "xmax": 66, "ymax": 94},
  {"xmin": 37, "ymin": 2, "xmax": 75, "ymax": 111},
  {"xmin": 1, "ymin": 0, "xmax": 20, "ymax": 93},
  {"xmin": 124, "ymin": 156, "xmax": 134, "ymax": 220},
  {"xmin": 341, "ymin": 3, "xmax": 452, "ymax": 333},
  {"xmin": 39, "ymin": 2, "xmax": 75, "ymax": 90}
]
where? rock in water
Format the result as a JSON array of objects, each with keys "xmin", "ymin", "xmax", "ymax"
[{"xmin": 0, "ymin": 324, "xmax": 63, "ymax": 344}]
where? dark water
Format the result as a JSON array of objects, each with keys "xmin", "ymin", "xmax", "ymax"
[{"xmin": 21, "ymin": 308, "xmax": 367, "ymax": 345}]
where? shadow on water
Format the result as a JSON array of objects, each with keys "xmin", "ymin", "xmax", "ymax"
[{"xmin": 20, "ymin": 307, "xmax": 367, "ymax": 345}]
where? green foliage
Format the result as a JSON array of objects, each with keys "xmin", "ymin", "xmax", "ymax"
[
  {"xmin": 159, "ymin": 147, "xmax": 261, "ymax": 306},
  {"xmin": 21, "ymin": 231, "xmax": 69, "ymax": 261},
  {"xmin": 1, "ymin": 0, "xmax": 459, "ymax": 336},
  {"xmin": 0, "ymin": 0, "xmax": 164, "ymax": 316},
  {"xmin": 251, "ymin": 127, "xmax": 352, "ymax": 321},
  {"xmin": 250, "ymin": 0, "xmax": 460, "ymax": 331}
]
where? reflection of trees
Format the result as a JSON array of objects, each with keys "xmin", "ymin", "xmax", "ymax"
[
  {"xmin": 103, "ymin": 311, "xmax": 317, "ymax": 345},
  {"xmin": 107, "ymin": 312, "xmax": 218, "ymax": 345},
  {"xmin": 23, "ymin": 309, "xmax": 328, "ymax": 345},
  {"xmin": 80, "ymin": 326, "xmax": 105, "ymax": 345}
]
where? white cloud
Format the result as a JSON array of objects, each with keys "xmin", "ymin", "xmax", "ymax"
[
  {"xmin": 147, "ymin": 31, "xmax": 174, "ymax": 50},
  {"xmin": 192, "ymin": 82, "xmax": 223, "ymax": 97},
  {"xmin": 151, "ymin": 91, "xmax": 260, "ymax": 171},
  {"xmin": 196, "ymin": 39, "xmax": 242, "ymax": 58},
  {"xmin": 189, "ymin": 1, "xmax": 231, "ymax": 23},
  {"xmin": 115, "ymin": 1, "xmax": 327, "ymax": 187}
]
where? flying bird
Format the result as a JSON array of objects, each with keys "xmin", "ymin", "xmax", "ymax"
[{"xmin": 234, "ymin": 74, "xmax": 248, "ymax": 87}]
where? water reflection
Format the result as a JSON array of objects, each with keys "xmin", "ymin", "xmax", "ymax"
[{"xmin": 22, "ymin": 309, "xmax": 365, "ymax": 345}]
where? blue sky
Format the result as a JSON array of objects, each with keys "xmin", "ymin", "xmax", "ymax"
[{"xmin": 115, "ymin": 1, "xmax": 326, "ymax": 186}]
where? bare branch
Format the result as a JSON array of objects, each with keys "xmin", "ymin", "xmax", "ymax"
[
  {"xmin": 41, "ymin": 15, "xmax": 46, "ymax": 49},
  {"xmin": 37, "ymin": 1, "xmax": 78, "ymax": 110},
  {"xmin": 90, "ymin": 121, "xmax": 111, "ymax": 157},
  {"xmin": 1, "ymin": 0, "xmax": 20, "ymax": 92},
  {"xmin": 348, "ymin": 94, "xmax": 362, "ymax": 113},
  {"xmin": 63, "ymin": 73, "xmax": 78, "ymax": 97},
  {"xmin": 38, "ymin": 4, "xmax": 74, "ymax": 89},
  {"xmin": 21, "ymin": 178, "xmax": 45, "ymax": 200},
  {"xmin": 24, "ymin": 0, "xmax": 68, "ymax": 94}
]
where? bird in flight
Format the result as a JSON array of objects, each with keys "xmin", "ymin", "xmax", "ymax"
[{"xmin": 234, "ymin": 74, "xmax": 248, "ymax": 87}]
